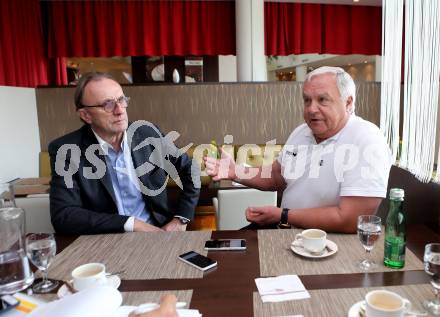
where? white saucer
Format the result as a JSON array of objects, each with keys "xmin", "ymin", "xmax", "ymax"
[
  {"xmin": 348, "ymin": 300, "xmax": 426, "ymax": 317},
  {"xmin": 348, "ymin": 300, "xmax": 364, "ymax": 317},
  {"xmin": 57, "ymin": 275, "xmax": 121, "ymax": 298},
  {"xmin": 290, "ymin": 239, "xmax": 338, "ymax": 258}
]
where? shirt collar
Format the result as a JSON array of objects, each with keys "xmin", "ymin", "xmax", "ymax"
[
  {"xmin": 91, "ymin": 129, "xmax": 127, "ymax": 153},
  {"xmin": 304, "ymin": 114, "xmax": 355, "ymax": 144}
]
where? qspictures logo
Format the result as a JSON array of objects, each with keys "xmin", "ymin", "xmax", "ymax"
[{"xmin": 54, "ymin": 120, "xmax": 389, "ymax": 196}]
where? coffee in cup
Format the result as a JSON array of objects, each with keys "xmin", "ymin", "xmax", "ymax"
[
  {"xmin": 365, "ymin": 290, "xmax": 411, "ymax": 317},
  {"xmin": 72, "ymin": 263, "xmax": 107, "ymax": 291},
  {"xmin": 294, "ymin": 229, "xmax": 327, "ymax": 253}
]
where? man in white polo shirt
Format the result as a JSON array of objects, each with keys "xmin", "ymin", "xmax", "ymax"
[{"xmin": 204, "ymin": 66, "xmax": 392, "ymax": 233}]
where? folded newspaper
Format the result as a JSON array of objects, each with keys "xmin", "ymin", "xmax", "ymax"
[{"xmin": 24, "ymin": 286, "xmax": 201, "ymax": 317}]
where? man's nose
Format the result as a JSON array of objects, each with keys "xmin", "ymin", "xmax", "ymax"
[
  {"xmin": 113, "ymin": 102, "xmax": 125, "ymax": 114},
  {"xmin": 307, "ymin": 100, "xmax": 319, "ymax": 113}
]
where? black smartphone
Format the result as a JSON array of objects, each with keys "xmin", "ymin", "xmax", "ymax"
[
  {"xmin": 204, "ymin": 239, "xmax": 246, "ymax": 251},
  {"xmin": 0, "ymin": 295, "xmax": 19, "ymax": 315},
  {"xmin": 178, "ymin": 251, "xmax": 217, "ymax": 271}
]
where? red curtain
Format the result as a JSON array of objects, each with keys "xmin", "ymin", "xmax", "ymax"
[
  {"xmin": 47, "ymin": 57, "xmax": 68, "ymax": 86},
  {"xmin": 265, "ymin": 3, "xmax": 382, "ymax": 56},
  {"xmin": 47, "ymin": 0, "xmax": 236, "ymax": 57},
  {"xmin": 0, "ymin": 0, "xmax": 67, "ymax": 87},
  {"xmin": 0, "ymin": 0, "xmax": 48, "ymax": 87}
]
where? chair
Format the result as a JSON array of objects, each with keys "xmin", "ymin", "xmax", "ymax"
[
  {"xmin": 15, "ymin": 194, "xmax": 54, "ymax": 233},
  {"xmin": 213, "ymin": 188, "xmax": 277, "ymax": 230}
]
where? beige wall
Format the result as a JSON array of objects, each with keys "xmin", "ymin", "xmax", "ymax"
[
  {"xmin": 0, "ymin": 86, "xmax": 40, "ymax": 181},
  {"xmin": 36, "ymin": 82, "xmax": 381, "ymax": 151},
  {"xmin": 342, "ymin": 62, "xmax": 376, "ymax": 82},
  {"xmin": 218, "ymin": 56, "xmax": 237, "ymax": 82}
]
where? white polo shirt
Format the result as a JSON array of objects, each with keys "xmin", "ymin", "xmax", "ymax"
[{"xmin": 278, "ymin": 115, "xmax": 392, "ymax": 210}]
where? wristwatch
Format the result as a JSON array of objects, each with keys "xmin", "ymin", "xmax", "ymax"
[
  {"xmin": 175, "ymin": 216, "xmax": 190, "ymax": 225},
  {"xmin": 277, "ymin": 208, "xmax": 291, "ymax": 229}
]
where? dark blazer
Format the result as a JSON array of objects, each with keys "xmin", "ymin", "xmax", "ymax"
[{"xmin": 48, "ymin": 123, "xmax": 200, "ymax": 235}]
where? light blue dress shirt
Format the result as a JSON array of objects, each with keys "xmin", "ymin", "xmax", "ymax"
[{"xmin": 93, "ymin": 131, "xmax": 153, "ymax": 230}]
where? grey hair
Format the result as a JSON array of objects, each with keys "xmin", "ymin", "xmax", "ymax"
[
  {"xmin": 305, "ymin": 66, "xmax": 356, "ymax": 113},
  {"xmin": 74, "ymin": 72, "xmax": 117, "ymax": 110}
]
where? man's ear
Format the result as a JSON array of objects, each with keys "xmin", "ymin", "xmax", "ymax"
[
  {"xmin": 345, "ymin": 96, "xmax": 354, "ymax": 113},
  {"xmin": 78, "ymin": 109, "xmax": 92, "ymax": 124}
]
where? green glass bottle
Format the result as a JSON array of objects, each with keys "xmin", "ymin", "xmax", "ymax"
[
  {"xmin": 384, "ymin": 188, "xmax": 406, "ymax": 268},
  {"xmin": 209, "ymin": 140, "xmax": 219, "ymax": 159}
]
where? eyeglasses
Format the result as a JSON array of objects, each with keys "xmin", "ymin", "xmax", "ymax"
[{"xmin": 80, "ymin": 95, "xmax": 130, "ymax": 113}]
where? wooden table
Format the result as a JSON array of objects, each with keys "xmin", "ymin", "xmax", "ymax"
[{"xmin": 54, "ymin": 225, "xmax": 438, "ymax": 317}]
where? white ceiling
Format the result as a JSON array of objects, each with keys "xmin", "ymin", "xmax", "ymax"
[{"xmin": 266, "ymin": 0, "xmax": 382, "ymax": 6}]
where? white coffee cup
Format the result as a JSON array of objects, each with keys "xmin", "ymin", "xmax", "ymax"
[
  {"xmin": 365, "ymin": 290, "xmax": 411, "ymax": 317},
  {"xmin": 294, "ymin": 229, "xmax": 327, "ymax": 253},
  {"xmin": 72, "ymin": 263, "xmax": 107, "ymax": 291}
]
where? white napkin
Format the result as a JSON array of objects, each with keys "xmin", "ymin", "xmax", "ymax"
[{"xmin": 255, "ymin": 275, "xmax": 310, "ymax": 303}]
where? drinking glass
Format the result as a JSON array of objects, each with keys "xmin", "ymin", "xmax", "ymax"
[
  {"xmin": 357, "ymin": 215, "xmax": 382, "ymax": 270},
  {"xmin": 424, "ymin": 243, "xmax": 440, "ymax": 315},
  {"xmin": 25, "ymin": 233, "xmax": 58, "ymax": 293}
]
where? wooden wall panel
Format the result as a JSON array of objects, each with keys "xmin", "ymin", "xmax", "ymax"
[
  {"xmin": 36, "ymin": 82, "xmax": 380, "ymax": 151},
  {"xmin": 35, "ymin": 83, "xmax": 440, "ymax": 231}
]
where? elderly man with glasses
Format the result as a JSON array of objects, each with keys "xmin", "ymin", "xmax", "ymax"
[
  {"xmin": 48, "ymin": 72, "xmax": 200, "ymax": 235},
  {"xmin": 205, "ymin": 66, "xmax": 392, "ymax": 233}
]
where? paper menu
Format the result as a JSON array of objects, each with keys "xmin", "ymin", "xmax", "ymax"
[
  {"xmin": 113, "ymin": 307, "xmax": 201, "ymax": 317},
  {"xmin": 26, "ymin": 286, "xmax": 201, "ymax": 317},
  {"xmin": 28, "ymin": 286, "xmax": 121, "ymax": 317}
]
